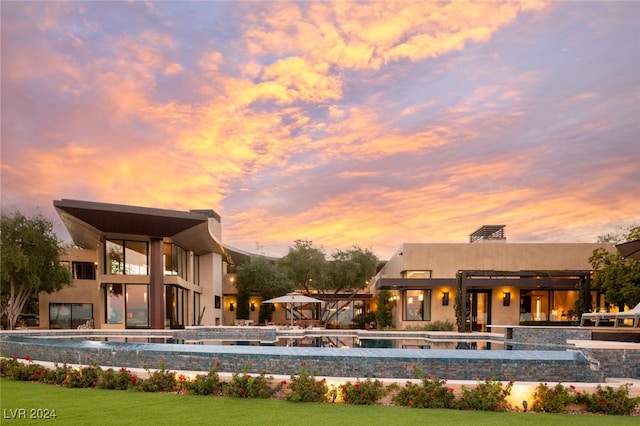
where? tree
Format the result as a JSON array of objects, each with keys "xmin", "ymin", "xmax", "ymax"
[
  {"xmin": 277, "ymin": 239, "xmax": 327, "ymax": 293},
  {"xmin": 1, "ymin": 212, "xmax": 72, "ymax": 329},
  {"xmin": 235, "ymin": 256, "xmax": 293, "ymax": 323},
  {"xmin": 375, "ymin": 289, "xmax": 394, "ymax": 329},
  {"xmin": 322, "ymin": 246, "xmax": 379, "ymax": 323},
  {"xmin": 589, "ymin": 225, "xmax": 640, "ymax": 311}
]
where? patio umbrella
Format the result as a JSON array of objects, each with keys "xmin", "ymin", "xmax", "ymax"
[{"xmin": 262, "ymin": 292, "xmax": 324, "ymax": 326}]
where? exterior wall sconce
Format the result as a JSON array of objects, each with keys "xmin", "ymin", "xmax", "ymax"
[
  {"xmin": 442, "ymin": 292, "xmax": 450, "ymax": 306},
  {"xmin": 229, "ymin": 303, "xmax": 234, "ymax": 312},
  {"xmin": 503, "ymin": 292, "xmax": 511, "ymax": 306},
  {"xmin": 389, "ymin": 294, "xmax": 398, "ymax": 307},
  {"xmin": 250, "ymin": 303, "xmax": 256, "ymax": 312}
]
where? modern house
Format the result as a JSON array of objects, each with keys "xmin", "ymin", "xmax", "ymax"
[
  {"xmin": 40, "ymin": 202, "xmax": 615, "ymax": 331},
  {"xmin": 369, "ymin": 225, "xmax": 614, "ymax": 331}
]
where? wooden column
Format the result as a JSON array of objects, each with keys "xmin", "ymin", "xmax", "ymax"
[{"xmin": 149, "ymin": 238, "xmax": 164, "ymax": 329}]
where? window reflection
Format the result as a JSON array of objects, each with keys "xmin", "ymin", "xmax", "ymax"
[{"xmin": 126, "ymin": 285, "xmax": 149, "ymax": 328}]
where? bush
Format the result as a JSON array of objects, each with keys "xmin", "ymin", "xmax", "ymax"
[
  {"xmin": 455, "ymin": 377, "xmax": 512, "ymax": 411},
  {"xmin": 578, "ymin": 384, "xmax": 640, "ymax": 415},
  {"xmin": 179, "ymin": 365, "xmax": 224, "ymax": 396},
  {"xmin": 391, "ymin": 367, "xmax": 455, "ymax": 409},
  {"xmin": 286, "ymin": 363, "xmax": 328, "ymax": 403},
  {"xmin": 226, "ymin": 366, "xmax": 281, "ymax": 399},
  {"xmin": 138, "ymin": 364, "xmax": 176, "ymax": 392},
  {"xmin": 532, "ymin": 383, "xmax": 576, "ymax": 413},
  {"xmin": 97, "ymin": 367, "xmax": 139, "ymax": 390},
  {"xmin": 340, "ymin": 378, "xmax": 388, "ymax": 405},
  {"xmin": 65, "ymin": 365, "xmax": 101, "ymax": 388},
  {"xmin": 404, "ymin": 320, "xmax": 456, "ymax": 332}
]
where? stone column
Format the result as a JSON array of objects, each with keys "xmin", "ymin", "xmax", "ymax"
[{"xmin": 149, "ymin": 238, "xmax": 164, "ymax": 329}]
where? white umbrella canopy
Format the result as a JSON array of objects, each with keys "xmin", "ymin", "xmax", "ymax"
[
  {"xmin": 262, "ymin": 292, "xmax": 324, "ymax": 305},
  {"xmin": 262, "ymin": 292, "xmax": 324, "ymax": 326}
]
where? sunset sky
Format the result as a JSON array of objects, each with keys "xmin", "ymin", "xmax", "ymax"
[{"xmin": 1, "ymin": 1, "xmax": 638, "ymax": 260}]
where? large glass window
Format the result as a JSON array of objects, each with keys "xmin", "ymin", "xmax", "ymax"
[
  {"xmin": 49, "ymin": 303, "xmax": 93, "ymax": 329},
  {"xmin": 105, "ymin": 240, "xmax": 148, "ymax": 275},
  {"xmin": 106, "ymin": 284, "xmax": 124, "ymax": 324},
  {"xmin": 402, "ymin": 270, "xmax": 432, "ymax": 279},
  {"xmin": 126, "ymin": 285, "xmax": 149, "ymax": 328},
  {"xmin": 164, "ymin": 243, "xmax": 188, "ymax": 280},
  {"xmin": 520, "ymin": 289, "xmax": 580, "ymax": 322},
  {"xmin": 166, "ymin": 285, "xmax": 185, "ymax": 328},
  {"xmin": 194, "ymin": 255, "xmax": 200, "ymax": 285},
  {"xmin": 404, "ymin": 290, "xmax": 431, "ymax": 321},
  {"xmin": 322, "ymin": 300, "xmax": 365, "ymax": 328}
]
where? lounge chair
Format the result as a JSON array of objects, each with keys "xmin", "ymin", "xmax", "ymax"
[{"xmin": 580, "ymin": 302, "xmax": 640, "ymax": 327}]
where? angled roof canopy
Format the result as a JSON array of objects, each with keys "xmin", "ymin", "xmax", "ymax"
[
  {"xmin": 54, "ymin": 199, "xmax": 223, "ymax": 255},
  {"xmin": 469, "ymin": 225, "xmax": 506, "ymax": 243},
  {"xmin": 616, "ymin": 239, "xmax": 640, "ymax": 260}
]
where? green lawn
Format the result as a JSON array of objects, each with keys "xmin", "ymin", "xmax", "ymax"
[{"xmin": 0, "ymin": 379, "xmax": 637, "ymax": 425}]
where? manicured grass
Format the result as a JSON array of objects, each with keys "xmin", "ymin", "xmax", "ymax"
[{"xmin": 0, "ymin": 379, "xmax": 637, "ymax": 425}]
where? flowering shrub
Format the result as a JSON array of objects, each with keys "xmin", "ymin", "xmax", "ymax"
[
  {"xmin": 286, "ymin": 364, "xmax": 328, "ymax": 403},
  {"xmin": 226, "ymin": 366, "xmax": 282, "ymax": 399},
  {"xmin": 455, "ymin": 377, "xmax": 513, "ymax": 411},
  {"xmin": 97, "ymin": 367, "xmax": 139, "ymax": 390},
  {"xmin": 180, "ymin": 365, "xmax": 224, "ymax": 396},
  {"xmin": 340, "ymin": 378, "xmax": 388, "ymax": 405},
  {"xmin": 66, "ymin": 365, "xmax": 101, "ymax": 388},
  {"xmin": 138, "ymin": 364, "xmax": 177, "ymax": 392},
  {"xmin": 577, "ymin": 384, "xmax": 640, "ymax": 415},
  {"xmin": 532, "ymin": 383, "xmax": 577, "ymax": 413},
  {"xmin": 391, "ymin": 367, "xmax": 455, "ymax": 409}
]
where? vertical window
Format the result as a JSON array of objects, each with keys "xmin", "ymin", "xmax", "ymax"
[
  {"xmin": 106, "ymin": 284, "xmax": 124, "ymax": 324},
  {"xmin": 404, "ymin": 290, "xmax": 431, "ymax": 321},
  {"xmin": 106, "ymin": 240, "xmax": 124, "ymax": 275},
  {"xmin": 194, "ymin": 255, "xmax": 200, "ymax": 285},
  {"xmin": 126, "ymin": 285, "xmax": 149, "ymax": 328},
  {"xmin": 163, "ymin": 243, "xmax": 188, "ymax": 280},
  {"xmin": 194, "ymin": 293, "xmax": 202, "ymax": 325}
]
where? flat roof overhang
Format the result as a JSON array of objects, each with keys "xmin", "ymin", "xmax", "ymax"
[
  {"xmin": 375, "ymin": 270, "xmax": 590, "ymax": 291},
  {"xmin": 54, "ymin": 199, "xmax": 224, "ymax": 255}
]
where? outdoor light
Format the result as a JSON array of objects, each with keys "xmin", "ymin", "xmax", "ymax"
[
  {"xmin": 442, "ymin": 292, "xmax": 450, "ymax": 306},
  {"xmin": 250, "ymin": 303, "xmax": 255, "ymax": 312},
  {"xmin": 229, "ymin": 303, "xmax": 234, "ymax": 312},
  {"xmin": 503, "ymin": 292, "xmax": 511, "ymax": 307}
]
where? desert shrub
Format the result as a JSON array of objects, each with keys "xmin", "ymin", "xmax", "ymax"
[
  {"xmin": 455, "ymin": 377, "xmax": 512, "ymax": 411},
  {"xmin": 340, "ymin": 378, "xmax": 388, "ymax": 405},
  {"xmin": 286, "ymin": 363, "xmax": 328, "ymax": 403},
  {"xmin": 578, "ymin": 384, "xmax": 640, "ymax": 415},
  {"xmin": 532, "ymin": 383, "xmax": 576, "ymax": 413}
]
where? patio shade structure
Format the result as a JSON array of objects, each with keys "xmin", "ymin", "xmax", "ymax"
[{"xmin": 262, "ymin": 292, "xmax": 324, "ymax": 326}]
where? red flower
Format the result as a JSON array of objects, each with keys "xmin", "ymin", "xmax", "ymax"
[
  {"xmin": 178, "ymin": 374, "xmax": 186, "ymax": 382},
  {"xmin": 25, "ymin": 355, "xmax": 31, "ymax": 362},
  {"xmin": 449, "ymin": 388, "xmax": 454, "ymax": 393},
  {"xmin": 301, "ymin": 361, "xmax": 306, "ymax": 367},
  {"xmin": 62, "ymin": 380, "xmax": 68, "ymax": 386},
  {"xmin": 216, "ymin": 361, "xmax": 221, "ymax": 367},
  {"xmin": 282, "ymin": 380, "xmax": 287, "ymax": 385},
  {"xmin": 91, "ymin": 381, "xmax": 96, "ymax": 388},
  {"xmin": 130, "ymin": 376, "xmax": 137, "ymax": 384},
  {"xmin": 354, "ymin": 383, "xmax": 360, "ymax": 388},
  {"xmin": 600, "ymin": 400, "xmax": 606, "ymax": 406},
  {"xmin": 33, "ymin": 373, "xmax": 39, "ymax": 379},
  {"xmin": 569, "ymin": 385, "xmax": 576, "ymax": 390},
  {"xmin": 407, "ymin": 401, "xmax": 413, "ymax": 407},
  {"xmin": 577, "ymin": 391, "xmax": 582, "ymax": 396}
]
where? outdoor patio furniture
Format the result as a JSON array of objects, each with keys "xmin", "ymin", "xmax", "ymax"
[{"xmin": 580, "ymin": 302, "xmax": 640, "ymax": 327}]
